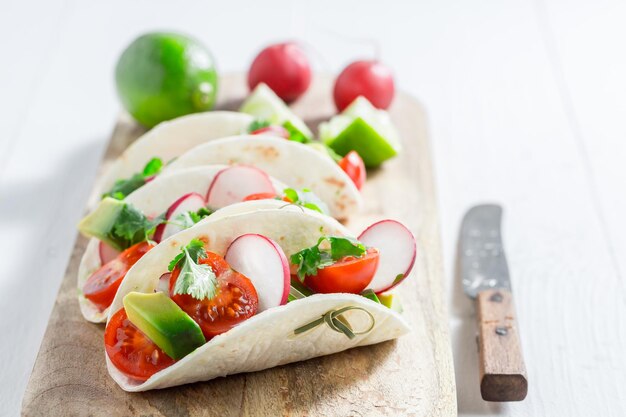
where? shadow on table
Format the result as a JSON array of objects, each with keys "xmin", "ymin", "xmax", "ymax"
[
  {"xmin": 0, "ymin": 139, "xmax": 106, "ymax": 413},
  {"xmin": 451, "ymin": 233, "xmax": 505, "ymax": 415}
]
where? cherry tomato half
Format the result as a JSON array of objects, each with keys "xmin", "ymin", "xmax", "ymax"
[
  {"xmin": 83, "ymin": 241, "xmax": 154, "ymax": 311},
  {"xmin": 105, "ymin": 308, "xmax": 175, "ymax": 381},
  {"xmin": 338, "ymin": 151, "xmax": 366, "ymax": 190},
  {"xmin": 303, "ymin": 248, "xmax": 380, "ymax": 294},
  {"xmin": 169, "ymin": 252, "xmax": 258, "ymax": 340},
  {"xmin": 243, "ymin": 192, "xmax": 278, "ymax": 202},
  {"xmin": 250, "ymin": 125, "xmax": 290, "ymax": 139}
]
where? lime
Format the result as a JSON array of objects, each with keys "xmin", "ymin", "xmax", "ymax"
[
  {"xmin": 115, "ymin": 32, "xmax": 218, "ymax": 128},
  {"xmin": 240, "ymin": 83, "xmax": 313, "ymax": 140},
  {"xmin": 319, "ymin": 96, "xmax": 401, "ymax": 168}
]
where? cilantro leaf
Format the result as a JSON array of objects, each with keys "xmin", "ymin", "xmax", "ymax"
[
  {"xmin": 281, "ymin": 188, "xmax": 328, "ymax": 214},
  {"xmin": 168, "ymin": 239, "xmax": 207, "ymax": 271},
  {"xmin": 290, "ymin": 236, "xmax": 367, "ymax": 282},
  {"xmin": 248, "ymin": 119, "xmax": 271, "ymax": 132},
  {"xmin": 102, "ymin": 157, "xmax": 164, "ymax": 200},
  {"xmin": 171, "ymin": 206, "xmax": 213, "ymax": 230},
  {"xmin": 103, "ymin": 174, "xmax": 146, "ymax": 200},
  {"xmin": 108, "ymin": 204, "xmax": 163, "ymax": 249},
  {"xmin": 170, "ymin": 239, "xmax": 217, "ymax": 301},
  {"xmin": 142, "ymin": 157, "xmax": 163, "ymax": 176}
]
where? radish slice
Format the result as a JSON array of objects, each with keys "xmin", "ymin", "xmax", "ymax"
[
  {"xmin": 359, "ymin": 220, "xmax": 417, "ymax": 293},
  {"xmin": 153, "ymin": 192, "xmax": 206, "ymax": 242},
  {"xmin": 98, "ymin": 241, "xmax": 121, "ymax": 264},
  {"xmin": 224, "ymin": 234, "xmax": 290, "ymax": 311},
  {"xmin": 206, "ymin": 166, "xmax": 275, "ymax": 208}
]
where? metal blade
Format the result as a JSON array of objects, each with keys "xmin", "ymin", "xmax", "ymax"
[{"xmin": 459, "ymin": 204, "xmax": 511, "ymax": 298}]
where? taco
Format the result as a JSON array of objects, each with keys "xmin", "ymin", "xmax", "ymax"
[
  {"xmin": 161, "ymin": 135, "xmax": 363, "ymax": 219},
  {"xmin": 98, "ymin": 111, "xmax": 254, "ymax": 200},
  {"xmin": 103, "ymin": 207, "xmax": 417, "ymax": 391},
  {"xmin": 77, "ymin": 163, "xmax": 329, "ymax": 323}
]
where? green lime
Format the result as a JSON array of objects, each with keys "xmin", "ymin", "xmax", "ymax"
[
  {"xmin": 115, "ymin": 32, "xmax": 218, "ymax": 128},
  {"xmin": 320, "ymin": 97, "xmax": 401, "ymax": 168},
  {"xmin": 240, "ymin": 83, "xmax": 313, "ymax": 140}
]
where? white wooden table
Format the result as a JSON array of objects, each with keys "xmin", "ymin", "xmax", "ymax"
[{"xmin": 1, "ymin": 1, "xmax": 625, "ymax": 416}]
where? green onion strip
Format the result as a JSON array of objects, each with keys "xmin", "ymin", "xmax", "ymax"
[{"xmin": 293, "ymin": 306, "xmax": 375, "ymax": 340}]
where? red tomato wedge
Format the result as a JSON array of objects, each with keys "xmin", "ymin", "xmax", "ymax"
[
  {"xmin": 169, "ymin": 252, "xmax": 258, "ymax": 340},
  {"xmin": 105, "ymin": 308, "xmax": 175, "ymax": 381},
  {"xmin": 250, "ymin": 125, "xmax": 290, "ymax": 139},
  {"xmin": 338, "ymin": 151, "xmax": 366, "ymax": 190},
  {"xmin": 243, "ymin": 192, "xmax": 278, "ymax": 202},
  {"xmin": 303, "ymin": 247, "xmax": 380, "ymax": 294},
  {"xmin": 83, "ymin": 241, "xmax": 155, "ymax": 311}
]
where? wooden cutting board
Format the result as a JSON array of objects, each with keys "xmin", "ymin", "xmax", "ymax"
[{"xmin": 21, "ymin": 75, "xmax": 456, "ymax": 417}]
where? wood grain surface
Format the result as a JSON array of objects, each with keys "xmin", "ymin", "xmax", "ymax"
[
  {"xmin": 476, "ymin": 289, "xmax": 527, "ymax": 402},
  {"xmin": 21, "ymin": 75, "xmax": 456, "ymax": 417}
]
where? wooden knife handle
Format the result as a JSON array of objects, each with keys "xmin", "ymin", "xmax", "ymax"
[{"xmin": 476, "ymin": 289, "xmax": 528, "ymax": 401}]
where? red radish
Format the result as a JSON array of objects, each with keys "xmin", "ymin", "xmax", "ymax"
[
  {"xmin": 250, "ymin": 125, "xmax": 290, "ymax": 139},
  {"xmin": 359, "ymin": 220, "xmax": 416, "ymax": 293},
  {"xmin": 338, "ymin": 151, "xmax": 366, "ymax": 190},
  {"xmin": 153, "ymin": 193, "xmax": 206, "ymax": 242},
  {"xmin": 225, "ymin": 234, "xmax": 290, "ymax": 311},
  {"xmin": 157, "ymin": 272, "xmax": 171, "ymax": 293},
  {"xmin": 334, "ymin": 60, "xmax": 395, "ymax": 111},
  {"xmin": 248, "ymin": 42, "xmax": 311, "ymax": 103},
  {"xmin": 207, "ymin": 166, "xmax": 275, "ymax": 208},
  {"xmin": 99, "ymin": 241, "xmax": 121, "ymax": 264}
]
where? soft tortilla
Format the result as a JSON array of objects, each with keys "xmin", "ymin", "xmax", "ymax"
[
  {"xmin": 161, "ymin": 135, "xmax": 363, "ymax": 219},
  {"xmin": 106, "ymin": 209, "xmax": 409, "ymax": 391},
  {"xmin": 78, "ymin": 166, "xmax": 288, "ymax": 323},
  {"xmin": 98, "ymin": 111, "xmax": 253, "ymax": 195}
]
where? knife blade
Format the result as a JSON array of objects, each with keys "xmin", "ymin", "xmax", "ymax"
[{"xmin": 459, "ymin": 204, "xmax": 528, "ymax": 402}]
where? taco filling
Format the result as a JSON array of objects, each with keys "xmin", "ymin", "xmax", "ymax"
[{"xmin": 105, "ymin": 219, "xmax": 415, "ymax": 383}]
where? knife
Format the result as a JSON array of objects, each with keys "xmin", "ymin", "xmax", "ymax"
[{"xmin": 459, "ymin": 204, "xmax": 528, "ymax": 402}]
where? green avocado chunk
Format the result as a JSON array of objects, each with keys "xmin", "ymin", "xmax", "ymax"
[
  {"xmin": 319, "ymin": 96, "xmax": 401, "ymax": 168},
  {"xmin": 78, "ymin": 197, "xmax": 126, "ymax": 248},
  {"xmin": 377, "ymin": 293, "xmax": 404, "ymax": 313},
  {"xmin": 123, "ymin": 292, "xmax": 205, "ymax": 360},
  {"xmin": 78, "ymin": 197, "xmax": 159, "ymax": 251}
]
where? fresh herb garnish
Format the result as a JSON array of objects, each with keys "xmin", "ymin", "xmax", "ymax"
[
  {"xmin": 360, "ymin": 289, "xmax": 381, "ymax": 304},
  {"xmin": 247, "ymin": 119, "xmax": 271, "ymax": 132},
  {"xmin": 281, "ymin": 188, "xmax": 328, "ymax": 214},
  {"xmin": 170, "ymin": 239, "xmax": 218, "ymax": 301},
  {"xmin": 171, "ymin": 207, "xmax": 213, "ymax": 229},
  {"xmin": 102, "ymin": 157, "xmax": 163, "ymax": 200},
  {"xmin": 290, "ymin": 236, "xmax": 367, "ymax": 282},
  {"xmin": 108, "ymin": 202, "xmax": 163, "ymax": 250}
]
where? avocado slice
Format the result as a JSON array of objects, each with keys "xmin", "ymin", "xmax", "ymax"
[
  {"xmin": 123, "ymin": 292, "xmax": 205, "ymax": 360},
  {"xmin": 319, "ymin": 96, "xmax": 401, "ymax": 168},
  {"xmin": 240, "ymin": 83, "xmax": 313, "ymax": 141},
  {"xmin": 78, "ymin": 197, "xmax": 159, "ymax": 251},
  {"xmin": 78, "ymin": 197, "xmax": 126, "ymax": 249},
  {"xmin": 377, "ymin": 293, "xmax": 404, "ymax": 313}
]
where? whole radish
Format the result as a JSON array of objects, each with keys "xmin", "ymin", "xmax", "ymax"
[
  {"xmin": 334, "ymin": 60, "xmax": 395, "ymax": 111},
  {"xmin": 248, "ymin": 42, "xmax": 311, "ymax": 103}
]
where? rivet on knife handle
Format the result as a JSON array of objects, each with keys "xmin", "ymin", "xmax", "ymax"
[{"xmin": 476, "ymin": 288, "xmax": 528, "ymax": 401}]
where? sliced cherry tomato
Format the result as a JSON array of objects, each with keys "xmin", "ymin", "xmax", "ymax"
[
  {"xmin": 105, "ymin": 308, "xmax": 175, "ymax": 381},
  {"xmin": 338, "ymin": 151, "xmax": 366, "ymax": 190},
  {"xmin": 242, "ymin": 192, "xmax": 295, "ymax": 204},
  {"xmin": 83, "ymin": 241, "xmax": 154, "ymax": 311},
  {"xmin": 251, "ymin": 125, "xmax": 290, "ymax": 139},
  {"xmin": 169, "ymin": 253, "xmax": 258, "ymax": 340},
  {"xmin": 243, "ymin": 192, "xmax": 278, "ymax": 201},
  {"xmin": 303, "ymin": 247, "xmax": 379, "ymax": 294}
]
